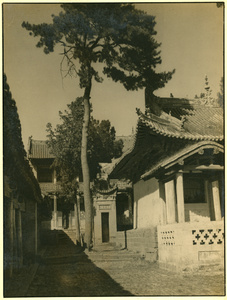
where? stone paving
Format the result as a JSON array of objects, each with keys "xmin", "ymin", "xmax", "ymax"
[
  {"xmin": 5, "ymin": 230, "xmax": 226, "ymax": 297},
  {"xmin": 91, "ymin": 258, "xmax": 225, "ymax": 296}
]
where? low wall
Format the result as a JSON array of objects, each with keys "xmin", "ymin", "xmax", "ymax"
[
  {"xmin": 115, "ymin": 227, "xmax": 158, "ymax": 261},
  {"xmin": 157, "ymin": 221, "xmax": 224, "ymax": 271}
]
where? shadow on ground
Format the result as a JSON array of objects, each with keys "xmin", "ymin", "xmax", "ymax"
[{"xmin": 24, "ymin": 230, "xmax": 133, "ymax": 297}]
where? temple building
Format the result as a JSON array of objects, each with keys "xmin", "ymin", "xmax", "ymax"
[
  {"xmin": 109, "ymin": 95, "xmax": 224, "ymax": 271},
  {"xmin": 27, "ymin": 134, "xmax": 135, "ymax": 247},
  {"xmin": 27, "ymin": 138, "xmax": 85, "ymax": 232}
]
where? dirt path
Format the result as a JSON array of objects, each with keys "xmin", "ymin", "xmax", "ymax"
[{"xmin": 7, "ymin": 230, "xmax": 225, "ymax": 297}]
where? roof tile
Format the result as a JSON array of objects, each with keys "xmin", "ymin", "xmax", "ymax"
[
  {"xmin": 138, "ymin": 106, "xmax": 223, "ymax": 141},
  {"xmin": 28, "ymin": 140, "xmax": 55, "ymax": 159}
]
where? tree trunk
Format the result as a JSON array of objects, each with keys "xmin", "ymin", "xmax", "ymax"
[
  {"xmin": 81, "ymin": 79, "xmax": 92, "ymax": 250},
  {"xmin": 145, "ymin": 87, "xmax": 161, "ymax": 116},
  {"xmin": 74, "ymin": 194, "xmax": 81, "ymax": 245}
]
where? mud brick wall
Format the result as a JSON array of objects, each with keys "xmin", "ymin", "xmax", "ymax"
[
  {"xmin": 22, "ymin": 199, "xmax": 36, "ymax": 263},
  {"xmin": 115, "ymin": 227, "xmax": 158, "ymax": 261}
]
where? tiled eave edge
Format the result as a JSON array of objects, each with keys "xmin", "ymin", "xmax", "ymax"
[
  {"xmin": 138, "ymin": 110, "xmax": 223, "ymax": 142},
  {"xmin": 95, "ymin": 185, "xmax": 118, "ymax": 195},
  {"xmin": 141, "ymin": 141, "xmax": 224, "ymax": 180},
  {"xmin": 95, "ymin": 181, "xmax": 133, "ymax": 195}
]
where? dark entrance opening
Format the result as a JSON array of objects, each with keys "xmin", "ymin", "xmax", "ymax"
[
  {"xmin": 116, "ymin": 192, "xmax": 133, "ymax": 231},
  {"xmin": 101, "ymin": 212, "xmax": 109, "ymax": 243}
]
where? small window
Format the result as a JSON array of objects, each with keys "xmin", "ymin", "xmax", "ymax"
[{"xmin": 183, "ymin": 174, "xmax": 205, "ymax": 203}]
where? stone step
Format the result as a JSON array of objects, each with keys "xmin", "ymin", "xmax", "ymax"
[
  {"xmin": 89, "ymin": 258, "xmax": 137, "ymax": 262},
  {"xmin": 87, "ymin": 250, "xmax": 142, "ymax": 262},
  {"xmin": 59, "ymin": 230, "xmax": 78, "ymax": 243},
  {"xmin": 92, "ymin": 247, "xmax": 120, "ymax": 252}
]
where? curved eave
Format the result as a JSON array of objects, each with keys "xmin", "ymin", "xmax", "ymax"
[
  {"xmin": 141, "ymin": 141, "xmax": 224, "ymax": 180},
  {"xmin": 95, "ymin": 185, "xmax": 117, "ymax": 195}
]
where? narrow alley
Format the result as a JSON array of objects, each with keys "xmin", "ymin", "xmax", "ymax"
[{"xmin": 4, "ymin": 230, "xmax": 225, "ymax": 297}]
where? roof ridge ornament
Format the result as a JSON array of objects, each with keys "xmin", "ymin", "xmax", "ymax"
[{"xmin": 198, "ymin": 75, "xmax": 215, "ymax": 106}]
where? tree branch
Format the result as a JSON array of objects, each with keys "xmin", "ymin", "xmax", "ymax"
[
  {"xmin": 60, "ymin": 52, "xmax": 78, "ymax": 79},
  {"xmin": 88, "ymin": 36, "xmax": 101, "ymax": 49}
]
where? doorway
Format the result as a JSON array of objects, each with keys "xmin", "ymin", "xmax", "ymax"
[{"xmin": 101, "ymin": 212, "xmax": 109, "ymax": 243}]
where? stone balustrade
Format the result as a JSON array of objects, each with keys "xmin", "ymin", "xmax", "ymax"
[{"xmin": 157, "ymin": 220, "xmax": 224, "ymax": 271}]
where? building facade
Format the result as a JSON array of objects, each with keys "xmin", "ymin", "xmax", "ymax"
[{"xmin": 110, "ymin": 96, "xmax": 224, "ymax": 270}]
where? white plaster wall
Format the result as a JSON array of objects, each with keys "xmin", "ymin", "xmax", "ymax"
[{"xmin": 134, "ymin": 178, "xmax": 162, "ymax": 228}]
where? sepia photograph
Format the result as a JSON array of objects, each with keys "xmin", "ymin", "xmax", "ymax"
[{"xmin": 3, "ymin": 2, "xmax": 224, "ymax": 297}]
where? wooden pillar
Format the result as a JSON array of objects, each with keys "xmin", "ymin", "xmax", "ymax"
[
  {"xmin": 212, "ymin": 180, "xmax": 222, "ymax": 221},
  {"xmin": 35, "ymin": 202, "xmax": 38, "ymax": 256},
  {"xmin": 164, "ymin": 180, "xmax": 176, "ymax": 224},
  {"xmin": 13, "ymin": 206, "xmax": 18, "ymax": 270},
  {"xmin": 54, "ymin": 195, "xmax": 57, "ymax": 229},
  {"xmin": 8, "ymin": 199, "xmax": 14, "ymax": 278},
  {"xmin": 17, "ymin": 209, "xmax": 23, "ymax": 266},
  {"xmin": 159, "ymin": 181, "xmax": 166, "ymax": 225},
  {"xmin": 176, "ymin": 173, "xmax": 185, "ymax": 223},
  {"xmin": 205, "ymin": 180, "xmax": 214, "ymax": 221},
  {"xmin": 133, "ymin": 191, "xmax": 138, "ymax": 229},
  {"xmin": 69, "ymin": 211, "xmax": 72, "ymax": 229},
  {"xmin": 53, "ymin": 169, "xmax": 57, "ymax": 227},
  {"xmin": 128, "ymin": 193, "xmax": 133, "ymax": 224},
  {"xmin": 53, "ymin": 169, "xmax": 57, "ymax": 184}
]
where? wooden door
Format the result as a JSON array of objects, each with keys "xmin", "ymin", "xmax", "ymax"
[{"xmin": 101, "ymin": 213, "xmax": 109, "ymax": 243}]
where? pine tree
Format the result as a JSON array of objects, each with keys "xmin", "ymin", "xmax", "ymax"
[{"xmin": 22, "ymin": 4, "xmax": 174, "ymax": 249}]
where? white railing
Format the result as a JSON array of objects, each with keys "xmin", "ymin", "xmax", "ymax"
[
  {"xmin": 39, "ymin": 182, "xmax": 61, "ymax": 193},
  {"xmin": 157, "ymin": 220, "xmax": 224, "ymax": 270},
  {"xmin": 158, "ymin": 221, "xmax": 224, "ymax": 247}
]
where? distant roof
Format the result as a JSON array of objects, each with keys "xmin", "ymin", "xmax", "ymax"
[{"xmin": 28, "ymin": 138, "xmax": 55, "ymax": 159}]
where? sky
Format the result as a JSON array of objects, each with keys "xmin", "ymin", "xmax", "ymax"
[{"xmin": 3, "ymin": 2, "xmax": 223, "ymax": 148}]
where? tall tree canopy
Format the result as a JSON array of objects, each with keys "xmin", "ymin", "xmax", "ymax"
[
  {"xmin": 22, "ymin": 3, "xmax": 174, "ymax": 248},
  {"xmin": 46, "ymin": 97, "xmax": 123, "ymax": 186}
]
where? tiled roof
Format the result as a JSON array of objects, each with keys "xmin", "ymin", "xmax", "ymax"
[
  {"xmin": 110, "ymin": 98, "xmax": 224, "ymax": 182},
  {"xmin": 28, "ymin": 139, "xmax": 55, "ymax": 159},
  {"xmin": 138, "ymin": 105, "xmax": 223, "ymax": 141}
]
